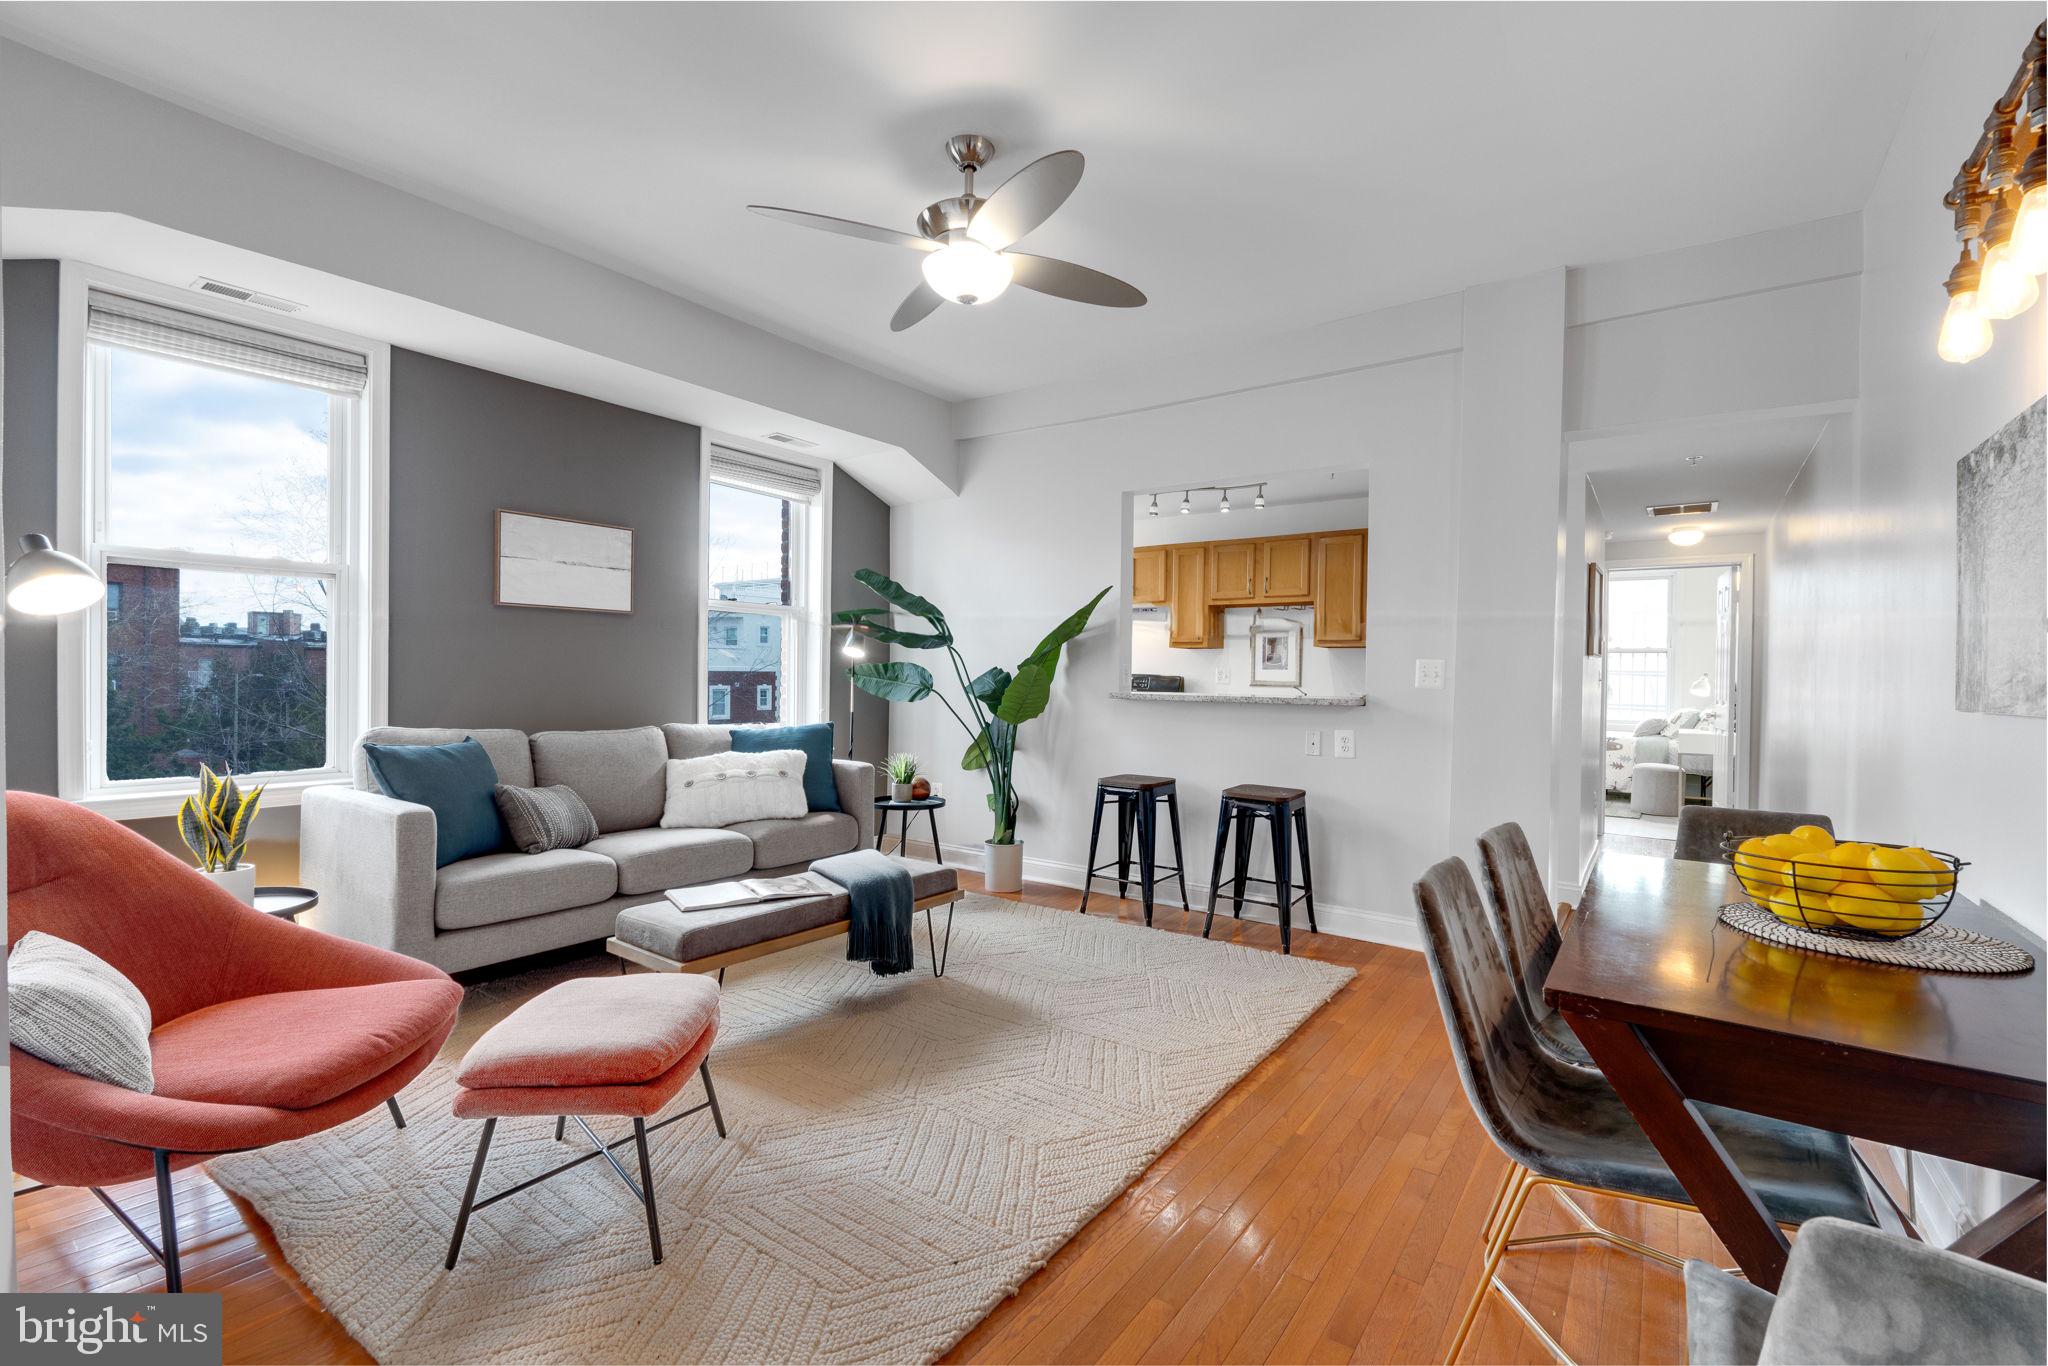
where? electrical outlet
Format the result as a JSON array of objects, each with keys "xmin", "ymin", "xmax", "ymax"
[
  {"xmin": 1304, "ymin": 730, "xmax": 1322, "ymax": 757},
  {"xmin": 1333, "ymin": 729, "xmax": 1355, "ymax": 758},
  {"xmin": 1415, "ymin": 658, "xmax": 1446, "ymax": 689},
  {"xmin": 1214, "ymin": 666, "xmax": 1230, "ymax": 684}
]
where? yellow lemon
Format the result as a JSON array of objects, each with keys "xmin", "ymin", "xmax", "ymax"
[
  {"xmin": 1789, "ymin": 824, "xmax": 1836, "ymax": 851},
  {"xmin": 1798, "ymin": 843, "xmax": 1874, "ymax": 895},
  {"xmin": 1866, "ymin": 847, "xmax": 1942, "ymax": 904},
  {"xmin": 1899, "ymin": 846, "xmax": 1956, "ymax": 896},
  {"xmin": 1766, "ymin": 886, "xmax": 1836, "ymax": 927},
  {"xmin": 1732, "ymin": 835, "xmax": 1787, "ymax": 894},
  {"xmin": 1829, "ymin": 891, "xmax": 1923, "ymax": 937}
]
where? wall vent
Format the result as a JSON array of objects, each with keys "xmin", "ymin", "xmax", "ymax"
[
  {"xmin": 1644, "ymin": 500, "xmax": 1718, "ymax": 517},
  {"xmin": 190, "ymin": 277, "xmax": 308, "ymax": 314},
  {"xmin": 761, "ymin": 431, "xmax": 819, "ymax": 449}
]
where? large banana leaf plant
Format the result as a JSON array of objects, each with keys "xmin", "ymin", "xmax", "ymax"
[{"xmin": 836, "ymin": 570, "xmax": 1109, "ymax": 845}]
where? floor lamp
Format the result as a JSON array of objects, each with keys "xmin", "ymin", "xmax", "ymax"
[{"xmin": 839, "ymin": 626, "xmax": 868, "ymax": 758}]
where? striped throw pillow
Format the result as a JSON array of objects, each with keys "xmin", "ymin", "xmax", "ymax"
[
  {"xmin": 494, "ymin": 783, "xmax": 600, "ymax": 854},
  {"xmin": 8, "ymin": 931, "xmax": 155, "ymax": 1093}
]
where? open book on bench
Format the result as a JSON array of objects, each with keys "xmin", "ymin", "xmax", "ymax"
[{"xmin": 665, "ymin": 871, "xmax": 838, "ymax": 913}]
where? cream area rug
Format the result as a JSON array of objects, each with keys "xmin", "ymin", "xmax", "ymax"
[{"xmin": 211, "ymin": 896, "xmax": 1353, "ymax": 1364}]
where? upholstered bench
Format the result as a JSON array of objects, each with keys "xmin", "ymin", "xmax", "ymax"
[
  {"xmin": 606, "ymin": 858, "xmax": 963, "ymax": 978},
  {"xmin": 444, "ymin": 974, "xmax": 725, "ymax": 1270}
]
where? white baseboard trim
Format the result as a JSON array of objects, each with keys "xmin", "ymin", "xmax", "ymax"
[
  {"xmin": 884, "ymin": 836, "xmax": 1422, "ymax": 953},
  {"xmin": 1549, "ymin": 843, "xmax": 1599, "ymax": 909}
]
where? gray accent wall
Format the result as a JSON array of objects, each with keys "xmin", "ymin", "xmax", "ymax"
[
  {"xmin": 830, "ymin": 468, "xmax": 890, "ymax": 774},
  {"xmin": 388, "ymin": 348, "xmax": 701, "ymax": 730},
  {"xmin": 3, "ymin": 260, "xmax": 62, "ymax": 794}
]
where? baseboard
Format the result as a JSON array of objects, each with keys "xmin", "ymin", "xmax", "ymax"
[
  {"xmin": 1550, "ymin": 842, "xmax": 1599, "ymax": 909},
  {"xmin": 884, "ymin": 836, "xmax": 1422, "ymax": 953}
]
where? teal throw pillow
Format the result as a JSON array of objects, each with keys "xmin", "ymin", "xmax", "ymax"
[
  {"xmin": 361, "ymin": 736, "xmax": 508, "ymax": 867},
  {"xmin": 729, "ymin": 723, "xmax": 839, "ymax": 812}
]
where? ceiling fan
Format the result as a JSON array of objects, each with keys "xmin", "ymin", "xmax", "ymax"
[{"xmin": 748, "ymin": 133, "xmax": 1147, "ymax": 332}]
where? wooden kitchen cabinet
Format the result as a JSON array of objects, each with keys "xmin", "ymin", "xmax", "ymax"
[
  {"xmin": 1132, "ymin": 545, "xmax": 1168, "ymax": 604},
  {"xmin": 1207, "ymin": 540, "xmax": 1259, "ymax": 604},
  {"xmin": 1259, "ymin": 535, "xmax": 1313, "ymax": 602},
  {"xmin": 1167, "ymin": 544, "xmax": 1224, "ymax": 648},
  {"xmin": 1312, "ymin": 530, "xmax": 1367, "ymax": 646}
]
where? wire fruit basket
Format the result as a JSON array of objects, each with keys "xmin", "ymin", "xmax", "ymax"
[{"xmin": 1721, "ymin": 832, "xmax": 1967, "ymax": 941}]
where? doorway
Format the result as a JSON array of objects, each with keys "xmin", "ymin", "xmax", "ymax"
[{"xmin": 1601, "ymin": 557, "xmax": 1753, "ymax": 849}]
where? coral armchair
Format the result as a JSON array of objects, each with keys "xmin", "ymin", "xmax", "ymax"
[{"xmin": 7, "ymin": 791, "xmax": 463, "ymax": 1290}]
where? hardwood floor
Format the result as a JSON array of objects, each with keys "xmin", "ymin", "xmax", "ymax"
[{"xmin": 14, "ymin": 874, "xmax": 1734, "ymax": 1364}]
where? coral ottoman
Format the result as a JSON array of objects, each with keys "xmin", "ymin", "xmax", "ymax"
[{"xmin": 445, "ymin": 973, "xmax": 725, "ymax": 1269}]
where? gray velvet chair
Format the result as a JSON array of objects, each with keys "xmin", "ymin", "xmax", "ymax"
[
  {"xmin": 1674, "ymin": 807, "xmax": 1834, "ymax": 863},
  {"xmin": 1474, "ymin": 821, "xmax": 1594, "ymax": 1070},
  {"xmin": 1412, "ymin": 856, "xmax": 1875, "ymax": 1364},
  {"xmin": 1685, "ymin": 1216, "xmax": 2045, "ymax": 1365}
]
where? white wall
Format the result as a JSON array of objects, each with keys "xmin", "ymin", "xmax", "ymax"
[
  {"xmin": 1761, "ymin": 6, "xmax": 2046, "ymax": 1243},
  {"xmin": 1667, "ymin": 566, "xmax": 1724, "ymax": 707},
  {"xmin": 893, "ymin": 352, "xmax": 1462, "ymax": 948}
]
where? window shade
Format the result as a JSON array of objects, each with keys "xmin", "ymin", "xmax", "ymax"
[
  {"xmin": 709, "ymin": 446, "xmax": 822, "ymax": 501},
  {"xmin": 86, "ymin": 291, "xmax": 369, "ymax": 394}
]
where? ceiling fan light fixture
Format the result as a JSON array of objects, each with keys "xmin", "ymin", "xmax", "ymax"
[{"xmin": 921, "ymin": 240, "xmax": 1012, "ymax": 305}]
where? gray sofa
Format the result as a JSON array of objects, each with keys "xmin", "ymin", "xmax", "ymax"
[{"xmin": 301, "ymin": 724, "xmax": 875, "ymax": 973}]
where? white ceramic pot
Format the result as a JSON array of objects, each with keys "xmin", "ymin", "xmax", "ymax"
[
  {"xmin": 892, "ymin": 782, "xmax": 915, "ymax": 802},
  {"xmin": 984, "ymin": 840, "xmax": 1024, "ymax": 893},
  {"xmin": 200, "ymin": 862, "xmax": 258, "ymax": 906}
]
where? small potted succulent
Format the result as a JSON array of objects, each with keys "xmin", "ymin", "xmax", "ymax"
[
  {"xmin": 177, "ymin": 764, "xmax": 265, "ymax": 905},
  {"xmin": 886, "ymin": 753, "xmax": 920, "ymax": 803}
]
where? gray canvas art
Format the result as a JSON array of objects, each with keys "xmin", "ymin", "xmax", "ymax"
[{"xmin": 1955, "ymin": 396, "xmax": 2046, "ymax": 718}]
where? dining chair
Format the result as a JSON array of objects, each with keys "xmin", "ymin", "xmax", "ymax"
[
  {"xmin": 1412, "ymin": 856, "xmax": 1875, "ymax": 1365},
  {"xmin": 1473, "ymin": 822, "xmax": 1593, "ymax": 1069},
  {"xmin": 1673, "ymin": 807, "xmax": 1834, "ymax": 863}
]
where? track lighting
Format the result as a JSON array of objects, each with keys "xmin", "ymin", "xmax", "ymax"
[
  {"xmin": 1255, "ymin": 485, "xmax": 1266, "ymax": 510},
  {"xmin": 1219, "ymin": 491, "xmax": 1231, "ymax": 514},
  {"xmin": 1158, "ymin": 482, "xmax": 1268, "ymax": 516},
  {"xmin": 1148, "ymin": 494, "xmax": 1159, "ymax": 517},
  {"xmin": 1179, "ymin": 493, "xmax": 1191, "ymax": 515}
]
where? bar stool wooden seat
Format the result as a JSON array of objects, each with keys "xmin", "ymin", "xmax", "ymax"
[
  {"xmin": 1078, "ymin": 774, "xmax": 1190, "ymax": 925},
  {"xmin": 1205, "ymin": 784, "xmax": 1318, "ymax": 954}
]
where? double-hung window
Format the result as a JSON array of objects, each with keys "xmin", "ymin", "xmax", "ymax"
[
  {"xmin": 68, "ymin": 278, "xmax": 384, "ymax": 813},
  {"xmin": 1605, "ymin": 574, "xmax": 1672, "ymax": 727},
  {"xmin": 704, "ymin": 446, "xmax": 822, "ymax": 727}
]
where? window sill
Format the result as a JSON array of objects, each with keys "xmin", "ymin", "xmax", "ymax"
[{"xmin": 72, "ymin": 772, "xmax": 352, "ymax": 822}]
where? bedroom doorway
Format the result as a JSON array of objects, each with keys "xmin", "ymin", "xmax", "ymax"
[{"xmin": 1602, "ymin": 558, "xmax": 1753, "ymax": 846}]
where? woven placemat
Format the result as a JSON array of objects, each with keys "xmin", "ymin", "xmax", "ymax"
[{"xmin": 1719, "ymin": 901, "xmax": 2034, "ymax": 974}]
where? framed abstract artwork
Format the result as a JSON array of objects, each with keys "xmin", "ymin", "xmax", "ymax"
[{"xmin": 495, "ymin": 510, "xmax": 633, "ymax": 614}]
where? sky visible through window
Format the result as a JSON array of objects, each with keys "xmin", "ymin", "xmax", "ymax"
[
  {"xmin": 706, "ymin": 481, "xmax": 789, "ymax": 604},
  {"xmin": 105, "ymin": 346, "xmax": 331, "ymax": 625}
]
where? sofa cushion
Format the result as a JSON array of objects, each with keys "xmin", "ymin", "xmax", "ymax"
[
  {"xmin": 661, "ymin": 751, "xmax": 809, "ymax": 829},
  {"xmin": 455, "ymin": 974, "xmax": 719, "ymax": 1090},
  {"xmin": 728, "ymin": 812, "xmax": 861, "ymax": 870},
  {"xmin": 435, "ymin": 849, "xmax": 618, "ymax": 931},
  {"xmin": 530, "ymin": 727, "xmax": 668, "ymax": 833},
  {"xmin": 363, "ymin": 737, "xmax": 509, "ymax": 867},
  {"xmin": 150, "ymin": 978, "xmax": 464, "ymax": 1109},
  {"xmin": 662, "ymin": 723, "xmax": 733, "ymax": 761},
  {"xmin": 731, "ymin": 723, "xmax": 840, "ymax": 812},
  {"xmin": 583, "ymin": 827, "xmax": 753, "ymax": 896},
  {"xmin": 353, "ymin": 726, "xmax": 532, "ymax": 790}
]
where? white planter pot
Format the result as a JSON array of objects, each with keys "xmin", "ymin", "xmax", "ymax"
[
  {"xmin": 892, "ymin": 782, "xmax": 915, "ymax": 803},
  {"xmin": 200, "ymin": 862, "xmax": 258, "ymax": 906},
  {"xmin": 984, "ymin": 840, "xmax": 1024, "ymax": 893}
]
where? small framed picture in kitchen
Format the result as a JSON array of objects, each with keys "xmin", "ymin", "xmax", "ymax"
[{"xmin": 1250, "ymin": 617, "xmax": 1304, "ymax": 688}]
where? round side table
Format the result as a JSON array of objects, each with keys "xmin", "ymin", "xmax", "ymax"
[
  {"xmin": 874, "ymin": 796, "xmax": 945, "ymax": 860},
  {"xmin": 254, "ymin": 886, "xmax": 319, "ymax": 922}
]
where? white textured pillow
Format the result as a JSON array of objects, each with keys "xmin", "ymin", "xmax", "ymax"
[
  {"xmin": 7, "ymin": 930, "xmax": 155, "ymax": 1092},
  {"xmin": 661, "ymin": 749, "xmax": 809, "ymax": 829}
]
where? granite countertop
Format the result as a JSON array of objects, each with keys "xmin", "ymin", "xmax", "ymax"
[{"xmin": 1109, "ymin": 690, "xmax": 1367, "ymax": 708}]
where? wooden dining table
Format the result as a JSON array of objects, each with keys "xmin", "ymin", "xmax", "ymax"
[{"xmin": 1545, "ymin": 850, "xmax": 2046, "ymax": 1292}]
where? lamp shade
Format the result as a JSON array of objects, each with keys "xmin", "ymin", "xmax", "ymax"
[
  {"xmin": 1689, "ymin": 673, "xmax": 1713, "ymax": 698},
  {"xmin": 839, "ymin": 628, "xmax": 869, "ymax": 661},
  {"xmin": 6, "ymin": 534, "xmax": 105, "ymax": 616}
]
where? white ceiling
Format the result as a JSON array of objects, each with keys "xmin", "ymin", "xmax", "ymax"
[
  {"xmin": 1575, "ymin": 412, "xmax": 1837, "ymax": 541},
  {"xmin": 0, "ymin": 3, "xmax": 1937, "ymax": 402}
]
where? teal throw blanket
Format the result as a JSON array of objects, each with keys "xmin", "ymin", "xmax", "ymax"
[{"xmin": 813, "ymin": 850, "xmax": 915, "ymax": 976}]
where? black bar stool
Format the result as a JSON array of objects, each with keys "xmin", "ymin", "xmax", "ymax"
[
  {"xmin": 1204, "ymin": 785, "xmax": 1318, "ymax": 954},
  {"xmin": 1078, "ymin": 775, "xmax": 1190, "ymax": 926}
]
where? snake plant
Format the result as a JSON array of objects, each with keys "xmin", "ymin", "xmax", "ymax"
[
  {"xmin": 177, "ymin": 765, "xmax": 265, "ymax": 873},
  {"xmin": 837, "ymin": 570, "xmax": 1109, "ymax": 845}
]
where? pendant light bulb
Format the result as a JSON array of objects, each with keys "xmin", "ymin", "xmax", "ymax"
[
  {"xmin": 1148, "ymin": 494, "xmax": 1159, "ymax": 518},
  {"xmin": 1254, "ymin": 485, "xmax": 1266, "ymax": 510},
  {"xmin": 1219, "ymin": 491, "xmax": 1231, "ymax": 514},
  {"xmin": 1937, "ymin": 290, "xmax": 1993, "ymax": 364},
  {"xmin": 1978, "ymin": 239, "xmax": 2040, "ymax": 319},
  {"xmin": 1179, "ymin": 492, "xmax": 1191, "ymax": 515},
  {"xmin": 2010, "ymin": 180, "xmax": 2048, "ymax": 276}
]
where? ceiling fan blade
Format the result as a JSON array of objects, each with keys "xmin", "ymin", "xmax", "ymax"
[
  {"xmin": 1005, "ymin": 253, "xmax": 1147, "ymax": 308},
  {"xmin": 890, "ymin": 282, "xmax": 946, "ymax": 332},
  {"xmin": 967, "ymin": 150, "xmax": 1084, "ymax": 250},
  {"xmin": 748, "ymin": 205, "xmax": 938, "ymax": 253}
]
